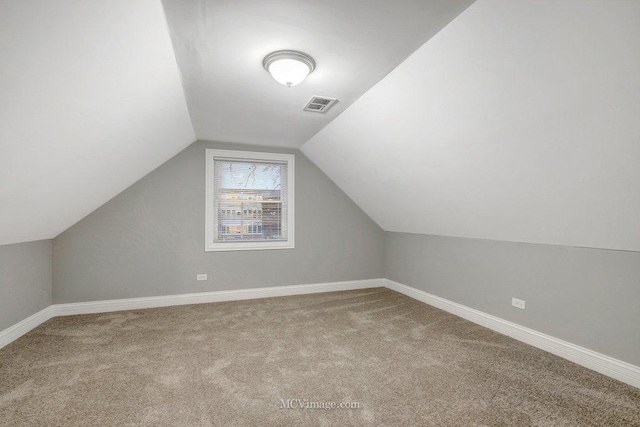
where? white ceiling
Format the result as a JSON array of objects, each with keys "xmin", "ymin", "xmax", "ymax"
[
  {"xmin": 302, "ymin": 0, "xmax": 640, "ymax": 252},
  {"xmin": 4, "ymin": 0, "xmax": 637, "ymax": 252},
  {"xmin": 0, "ymin": 0, "xmax": 195, "ymax": 246},
  {"xmin": 161, "ymin": 0, "xmax": 474, "ymax": 147}
]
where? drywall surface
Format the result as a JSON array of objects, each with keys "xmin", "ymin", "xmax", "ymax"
[
  {"xmin": 0, "ymin": 0, "xmax": 195, "ymax": 246},
  {"xmin": 0, "ymin": 240, "xmax": 52, "ymax": 330},
  {"xmin": 385, "ymin": 232, "xmax": 640, "ymax": 366},
  {"xmin": 53, "ymin": 141, "xmax": 384, "ymax": 303},
  {"xmin": 161, "ymin": 0, "xmax": 473, "ymax": 146},
  {"xmin": 302, "ymin": 0, "xmax": 640, "ymax": 251}
]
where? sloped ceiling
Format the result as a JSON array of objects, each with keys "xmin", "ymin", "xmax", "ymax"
[
  {"xmin": 0, "ymin": 0, "xmax": 195, "ymax": 245},
  {"xmin": 161, "ymin": 0, "xmax": 474, "ymax": 147},
  {"xmin": 302, "ymin": 0, "xmax": 640, "ymax": 251}
]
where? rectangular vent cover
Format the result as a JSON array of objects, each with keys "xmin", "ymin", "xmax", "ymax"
[{"xmin": 303, "ymin": 96, "xmax": 338, "ymax": 113}]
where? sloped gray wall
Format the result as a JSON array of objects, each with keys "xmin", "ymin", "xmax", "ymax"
[{"xmin": 53, "ymin": 141, "xmax": 384, "ymax": 303}]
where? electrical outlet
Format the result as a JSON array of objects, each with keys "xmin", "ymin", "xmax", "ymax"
[
  {"xmin": 196, "ymin": 274, "xmax": 208, "ymax": 281},
  {"xmin": 512, "ymin": 298, "xmax": 525, "ymax": 310}
]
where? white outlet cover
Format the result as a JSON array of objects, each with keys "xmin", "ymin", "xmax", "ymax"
[
  {"xmin": 197, "ymin": 274, "xmax": 208, "ymax": 281},
  {"xmin": 512, "ymin": 298, "xmax": 526, "ymax": 310}
]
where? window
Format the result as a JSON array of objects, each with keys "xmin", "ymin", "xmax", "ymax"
[{"xmin": 205, "ymin": 149, "xmax": 294, "ymax": 251}]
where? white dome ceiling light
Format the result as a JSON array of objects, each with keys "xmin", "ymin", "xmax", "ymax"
[{"xmin": 263, "ymin": 50, "xmax": 316, "ymax": 87}]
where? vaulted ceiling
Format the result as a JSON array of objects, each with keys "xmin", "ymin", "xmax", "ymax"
[
  {"xmin": 0, "ymin": 0, "xmax": 195, "ymax": 246},
  {"xmin": 2, "ymin": 0, "xmax": 638, "ymax": 252},
  {"xmin": 301, "ymin": 0, "xmax": 640, "ymax": 252},
  {"xmin": 161, "ymin": 0, "xmax": 474, "ymax": 147},
  {"xmin": 0, "ymin": 0, "xmax": 473, "ymax": 245}
]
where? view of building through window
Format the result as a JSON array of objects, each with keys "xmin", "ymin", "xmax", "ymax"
[{"xmin": 214, "ymin": 160, "xmax": 288, "ymax": 242}]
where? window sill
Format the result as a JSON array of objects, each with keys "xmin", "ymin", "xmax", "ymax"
[{"xmin": 205, "ymin": 241, "xmax": 295, "ymax": 252}]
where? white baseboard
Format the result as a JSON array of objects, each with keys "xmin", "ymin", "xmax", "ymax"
[
  {"xmin": 2, "ymin": 277, "xmax": 638, "ymax": 390},
  {"xmin": 1, "ymin": 279, "xmax": 385, "ymax": 349},
  {"xmin": 384, "ymin": 279, "xmax": 640, "ymax": 390},
  {"xmin": 53, "ymin": 278, "xmax": 387, "ymax": 317},
  {"xmin": 0, "ymin": 306, "xmax": 54, "ymax": 349}
]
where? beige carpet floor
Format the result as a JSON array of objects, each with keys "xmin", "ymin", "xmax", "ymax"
[{"xmin": 1, "ymin": 288, "xmax": 639, "ymax": 426}]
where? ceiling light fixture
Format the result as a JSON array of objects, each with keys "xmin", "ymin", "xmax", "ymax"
[{"xmin": 263, "ymin": 50, "xmax": 315, "ymax": 87}]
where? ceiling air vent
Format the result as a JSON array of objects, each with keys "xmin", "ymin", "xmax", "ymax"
[{"xmin": 303, "ymin": 96, "xmax": 338, "ymax": 113}]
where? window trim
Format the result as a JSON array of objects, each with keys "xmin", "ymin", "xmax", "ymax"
[{"xmin": 205, "ymin": 149, "xmax": 295, "ymax": 252}]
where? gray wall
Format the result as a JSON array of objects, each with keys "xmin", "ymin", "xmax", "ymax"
[
  {"xmin": 384, "ymin": 232, "xmax": 640, "ymax": 366},
  {"xmin": 53, "ymin": 141, "xmax": 384, "ymax": 303},
  {"xmin": 0, "ymin": 240, "xmax": 52, "ymax": 330}
]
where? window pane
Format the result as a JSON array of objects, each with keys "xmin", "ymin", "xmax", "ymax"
[{"xmin": 214, "ymin": 160, "xmax": 288, "ymax": 242}]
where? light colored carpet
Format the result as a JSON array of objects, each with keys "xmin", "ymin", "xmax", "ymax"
[{"xmin": 1, "ymin": 288, "xmax": 639, "ymax": 426}]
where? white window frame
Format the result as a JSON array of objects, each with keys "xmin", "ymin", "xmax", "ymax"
[{"xmin": 205, "ymin": 149, "xmax": 295, "ymax": 252}]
